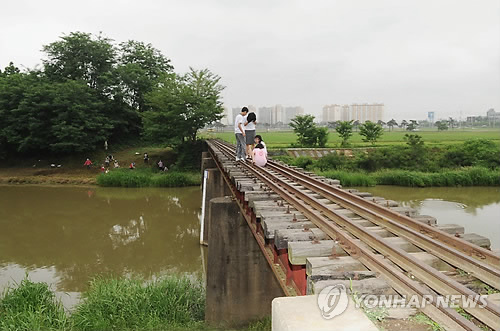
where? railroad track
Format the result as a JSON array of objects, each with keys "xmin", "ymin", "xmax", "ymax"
[{"xmin": 208, "ymin": 139, "xmax": 500, "ymax": 331}]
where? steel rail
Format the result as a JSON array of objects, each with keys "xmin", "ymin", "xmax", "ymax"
[
  {"xmin": 267, "ymin": 159, "xmax": 500, "ymax": 269},
  {"xmin": 264, "ymin": 161, "xmax": 500, "ymax": 289},
  {"xmin": 209, "ymin": 140, "xmax": 479, "ymax": 331},
  {"xmin": 211, "ymin": 140, "xmax": 500, "ymax": 330}
]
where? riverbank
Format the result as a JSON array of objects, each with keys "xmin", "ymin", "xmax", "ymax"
[
  {"xmin": 0, "ymin": 145, "xmax": 202, "ymax": 187},
  {"xmin": 0, "ymin": 276, "xmax": 269, "ymax": 331}
]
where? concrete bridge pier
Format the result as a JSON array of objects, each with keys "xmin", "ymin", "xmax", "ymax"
[
  {"xmin": 200, "ymin": 153, "xmax": 231, "ymax": 245},
  {"xmin": 205, "ymin": 197, "xmax": 284, "ymax": 328}
]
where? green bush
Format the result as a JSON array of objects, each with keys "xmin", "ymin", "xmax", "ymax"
[
  {"xmin": 441, "ymin": 139, "xmax": 500, "ymax": 169},
  {"xmin": 320, "ymin": 170, "xmax": 376, "ymax": 187},
  {"xmin": 374, "ymin": 167, "xmax": 500, "ymax": 187},
  {"xmin": 72, "ymin": 276, "xmax": 205, "ymax": 331},
  {"xmin": 315, "ymin": 152, "xmax": 350, "ymax": 171},
  {"xmin": 97, "ymin": 169, "xmax": 200, "ymax": 187},
  {"xmin": 0, "ymin": 278, "xmax": 69, "ymax": 331},
  {"xmin": 151, "ymin": 172, "xmax": 200, "ymax": 187},
  {"xmin": 293, "ymin": 156, "xmax": 315, "ymax": 170}
]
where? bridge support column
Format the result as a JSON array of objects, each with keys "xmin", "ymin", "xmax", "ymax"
[
  {"xmin": 206, "ymin": 196, "xmax": 284, "ymax": 328},
  {"xmin": 201, "ymin": 168, "xmax": 231, "ymax": 245}
]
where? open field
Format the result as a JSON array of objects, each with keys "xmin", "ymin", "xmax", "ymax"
[{"xmin": 205, "ymin": 128, "xmax": 500, "ymax": 148}]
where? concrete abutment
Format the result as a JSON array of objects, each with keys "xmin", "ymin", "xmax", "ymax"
[{"xmin": 205, "ymin": 196, "xmax": 284, "ymax": 328}]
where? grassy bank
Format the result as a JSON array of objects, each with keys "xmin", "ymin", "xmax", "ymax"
[
  {"xmin": 0, "ymin": 276, "xmax": 270, "ymax": 331},
  {"xmin": 96, "ymin": 168, "xmax": 200, "ymax": 187},
  {"xmin": 319, "ymin": 167, "xmax": 500, "ymax": 187}
]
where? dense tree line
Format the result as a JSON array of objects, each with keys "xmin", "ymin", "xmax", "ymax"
[{"xmin": 0, "ymin": 32, "xmax": 224, "ymax": 159}]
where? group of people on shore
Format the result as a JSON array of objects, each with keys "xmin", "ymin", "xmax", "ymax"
[{"xmin": 234, "ymin": 107, "xmax": 267, "ymax": 167}]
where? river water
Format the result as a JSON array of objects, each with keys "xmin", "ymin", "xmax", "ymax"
[
  {"xmin": 354, "ymin": 186, "xmax": 500, "ymax": 249},
  {"xmin": 0, "ymin": 185, "xmax": 204, "ymax": 308},
  {"xmin": 0, "ymin": 185, "xmax": 498, "ymax": 309}
]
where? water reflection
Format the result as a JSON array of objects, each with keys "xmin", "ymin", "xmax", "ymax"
[
  {"xmin": 355, "ymin": 186, "xmax": 500, "ymax": 249},
  {"xmin": 0, "ymin": 185, "xmax": 203, "ymax": 294}
]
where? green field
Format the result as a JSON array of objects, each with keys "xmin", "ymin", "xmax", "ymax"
[{"xmin": 205, "ymin": 129, "xmax": 500, "ymax": 148}]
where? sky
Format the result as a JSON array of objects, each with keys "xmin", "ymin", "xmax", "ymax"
[{"xmin": 1, "ymin": 0, "xmax": 499, "ymax": 121}]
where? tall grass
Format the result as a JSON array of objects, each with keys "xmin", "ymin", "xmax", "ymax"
[
  {"xmin": 96, "ymin": 169, "xmax": 200, "ymax": 188},
  {"xmin": 374, "ymin": 167, "xmax": 500, "ymax": 187},
  {"xmin": 0, "ymin": 278, "xmax": 69, "ymax": 331},
  {"xmin": 72, "ymin": 276, "xmax": 205, "ymax": 331},
  {"xmin": 320, "ymin": 167, "xmax": 500, "ymax": 187}
]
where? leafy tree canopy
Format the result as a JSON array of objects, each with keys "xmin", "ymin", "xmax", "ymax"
[
  {"xmin": 335, "ymin": 121, "xmax": 353, "ymax": 147},
  {"xmin": 290, "ymin": 115, "xmax": 328, "ymax": 147},
  {"xmin": 142, "ymin": 68, "xmax": 225, "ymax": 145},
  {"xmin": 359, "ymin": 121, "xmax": 384, "ymax": 145}
]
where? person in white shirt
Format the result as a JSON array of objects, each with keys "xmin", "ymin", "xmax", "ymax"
[
  {"xmin": 244, "ymin": 112, "xmax": 257, "ymax": 159},
  {"xmin": 234, "ymin": 107, "xmax": 248, "ymax": 161}
]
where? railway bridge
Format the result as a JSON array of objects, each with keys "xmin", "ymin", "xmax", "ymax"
[{"xmin": 201, "ymin": 139, "xmax": 500, "ymax": 331}]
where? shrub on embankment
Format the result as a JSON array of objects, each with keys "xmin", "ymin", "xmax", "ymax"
[
  {"xmin": 319, "ymin": 167, "xmax": 500, "ymax": 187},
  {"xmin": 96, "ymin": 169, "xmax": 200, "ymax": 187}
]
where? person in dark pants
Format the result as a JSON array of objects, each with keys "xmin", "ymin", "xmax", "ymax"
[
  {"xmin": 234, "ymin": 107, "xmax": 248, "ymax": 161},
  {"xmin": 144, "ymin": 153, "xmax": 149, "ymax": 164}
]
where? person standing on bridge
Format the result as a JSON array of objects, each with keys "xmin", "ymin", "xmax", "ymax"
[
  {"xmin": 234, "ymin": 107, "xmax": 248, "ymax": 161},
  {"xmin": 244, "ymin": 112, "xmax": 257, "ymax": 159}
]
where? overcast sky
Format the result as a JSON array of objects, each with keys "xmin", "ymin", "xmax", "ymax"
[{"xmin": 1, "ymin": 0, "xmax": 498, "ymax": 121}]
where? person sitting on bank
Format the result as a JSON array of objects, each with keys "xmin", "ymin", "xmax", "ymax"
[
  {"xmin": 253, "ymin": 143, "xmax": 267, "ymax": 167},
  {"xmin": 129, "ymin": 162, "xmax": 136, "ymax": 170}
]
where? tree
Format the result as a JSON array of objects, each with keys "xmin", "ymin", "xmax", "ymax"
[
  {"xmin": 377, "ymin": 120, "xmax": 386, "ymax": 127},
  {"xmin": 290, "ymin": 115, "xmax": 328, "ymax": 147},
  {"xmin": 387, "ymin": 119, "xmax": 398, "ymax": 131},
  {"xmin": 0, "ymin": 71, "xmax": 112, "ymax": 154},
  {"xmin": 404, "ymin": 134, "xmax": 424, "ymax": 148},
  {"xmin": 359, "ymin": 121, "xmax": 384, "ymax": 145},
  {"xmin": 435, "ymin": 121, "xmax": 449, "ymax": 131},
  {"xmin": 352, "ymin": 120, "xmax": 360, "ymax": 132},
  {"xmin": 406, "ymin": 120, "xmax": 418, "ymax": 131},
  {"xmin": 42, "ymin": 32, "xmax": 116, "ymax": 93},
  {"xmin": 400, "ymin": 120, "xmax": 408, "ymax": 130},
  {"xmin": 117, "ymin": 40, "xmax": 173, "ymax": 112},
  {"xmin": 335, "ymin": 121, "xmax": 353, "ymax": 147},
  {"xmin": 448, "ymin": 117, "xmax": 457, "ymax": 130},
  {"xmin": 143, "ymin": 68, "xmax": 225, "ymax": 145},
  {"xmin": 327, "ymin": 121, "xmax": 338, "ymax": 129}
]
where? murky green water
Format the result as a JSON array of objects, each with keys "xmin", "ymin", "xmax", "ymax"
[
  {"xmin": 0, "ymin": 185, "xmax": 203, "ymax": 308},
  {"xmin": 355, "ymin": 186, "xmax": 500, "ymax": 249}
]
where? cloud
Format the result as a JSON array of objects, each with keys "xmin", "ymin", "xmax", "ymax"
[{"xmin": 1, "ymin": 0, "xmax": 498, "ymax": 120}]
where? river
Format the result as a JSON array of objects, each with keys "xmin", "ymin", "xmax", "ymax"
[
  {"xmin": 0, "ymin": 185, "xmax": 204, "ymax": 309},
  {"xmin": 1, "ymin": 185, "xmax": 498, "ymax": 309},
  {"xmin": 354, "ymin": 186, "xmax": 500, "ymax": 249}
]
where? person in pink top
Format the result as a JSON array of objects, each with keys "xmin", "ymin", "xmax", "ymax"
[{"xmin": 252, "ymin": 143, "xmax": 267, "ymax": 167}]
